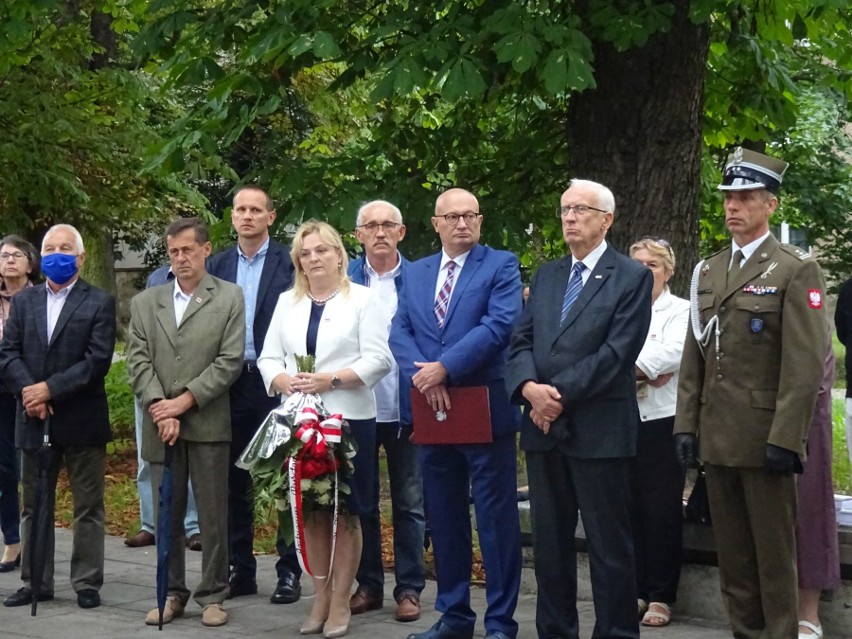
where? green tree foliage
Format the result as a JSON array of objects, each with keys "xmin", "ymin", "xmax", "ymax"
[
  {"xmin": 0, "ymin": 0, "xmax": 205, "ymax": 289},
  {"xmin": 130, "ymin": 1, "xmax": 852, "ymax": 285}
]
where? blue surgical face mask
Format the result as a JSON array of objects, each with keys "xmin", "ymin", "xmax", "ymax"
[{"xmin": 41, "ymin": 253, "xmax": 79, "ymax": 285}]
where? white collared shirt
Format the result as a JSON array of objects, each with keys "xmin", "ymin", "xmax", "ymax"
[
  {"xmin": 731, "ymin": 231, "xmax": 771, "ymax": 269},
  {"xmin": 364, "ymin": 253, "xmax": 402, "ymax": 422},
  {"xmin": 433, "ymin": 249, "xmax": 471, "ymax": 301},
  {"xmin": 46, "ymin": 278, "xmax": 78, "ymax": 342},
  {"xmin": 173, "ymin": 281, "xmax": 194, "ymax": 326},
  {"xmin": 572, "ymin": 239, "xmax": 608, "ymax": 283}
]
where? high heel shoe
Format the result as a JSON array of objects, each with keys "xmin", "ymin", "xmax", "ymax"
[
  {"xmin": 0, "ymin": 552, "xmax": 21, "ymax": 572},
  {"xmin": 300, "ymin": 618, "xmax": 326, "ymax": 635},
  {"xmin": 323, "ymin": 612, "xmax": 351, "ymax": 639}
]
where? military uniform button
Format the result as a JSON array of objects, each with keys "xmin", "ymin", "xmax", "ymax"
[
  {"xmin": 720, "ymin": 306, "xmax": 727, "ymax": 313},
  {"xmin": 753, "ymin": 305, "xmax": 760, "ymax": 311},
  {"xmin": 716, "ymin": 374, "xmax": 723, "ymax": 380},
  {"xmin": 550, "ymin": 350, "xmax": 556, "ymax": 356}
]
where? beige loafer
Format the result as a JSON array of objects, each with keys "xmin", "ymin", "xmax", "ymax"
[
  {"xmin": 145, "ymin": 595, "xmax": 185, "ymax": 626},
  {"xmin": 202, "ymin": 603, "xmax": 229, "ymax": 627}
]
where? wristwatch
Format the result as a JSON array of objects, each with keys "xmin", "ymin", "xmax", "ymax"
[{"xmin": 331, "ymin": 374, "xmax": 342, "ymax": 390}]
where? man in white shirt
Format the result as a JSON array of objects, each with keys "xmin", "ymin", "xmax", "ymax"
[{"xmin": 348, "ymin": 200, "xmax": 425, "ymax": 622}]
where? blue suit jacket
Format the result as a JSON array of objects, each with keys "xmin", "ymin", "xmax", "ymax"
[
  {"xmin": 348, "ymin": 253, "xmax": 413, "ymax": 425},
  {"xmin": 206, "ymin": 238, "xmax": 294, "ymax": 357},
  {"xmin": 390, "ymin": 243, "xmax": 522, "ymax": 438},
  {"xmin": 506, "ymin": 245, "xmax": 653, "ymax": 456}
]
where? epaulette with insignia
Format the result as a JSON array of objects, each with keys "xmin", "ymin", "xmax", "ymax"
[{"xmin": 779, "ymin": 243, "xmax": 812, "ymax": 261}]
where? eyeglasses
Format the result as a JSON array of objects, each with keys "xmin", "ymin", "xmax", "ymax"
[
  {"xmin": 0, "ymin": 251, "xmax": 27, "ymax": 261},
  {"xmin": 357, "ymin": 222, "xmax": 401, "ymax": 233},
  {"xmin": 558, "ymin": 204, "xmax": 608, "ymax": 217},
  {"xmin": 434, "ymin": 212, "xmax": 480, "ymax": 226},
  {"xmin": 641, "ymin": 236, "xmax": 673, "ymax": 255}
]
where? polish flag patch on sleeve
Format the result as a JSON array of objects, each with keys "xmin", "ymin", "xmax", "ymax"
[{"xmin": 808, "ymin": 289, "xmax": 823, "ymax": 309}]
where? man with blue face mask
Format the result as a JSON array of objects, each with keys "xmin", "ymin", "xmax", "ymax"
[{"xmin": 0, "ymin": 224, "xmax": 116, "ymax": 611}]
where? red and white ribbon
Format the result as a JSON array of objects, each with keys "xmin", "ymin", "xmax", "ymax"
[{"xmin": 288, "ymin": 410, "xmax": 345, "ymax": 578}]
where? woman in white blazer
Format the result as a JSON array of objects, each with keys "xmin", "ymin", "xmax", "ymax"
[
  {"xmin": 629, "ymin": 238, "xmax": 690, "ymax": 628},
  {"xmin": 258, "ymin": 220, "xmax": 391, "ymax": 638}
]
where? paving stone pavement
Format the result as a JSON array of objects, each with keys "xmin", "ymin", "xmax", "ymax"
[{"xmin": 0, "ymin": 528, "xmax": 732, "ymax": 638}]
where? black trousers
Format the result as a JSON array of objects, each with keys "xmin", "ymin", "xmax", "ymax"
[
  {"xmin": 228, "ymin": 366, "xmax": 300, "ymax": 580},
  {"xmin": 630, "ymin": 416, "xmax": 684, "ymax": 604}
]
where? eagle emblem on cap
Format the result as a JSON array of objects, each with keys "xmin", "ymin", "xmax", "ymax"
[{"xmin": 731, "ymin": 147, "xmax": 744, "ymax": 164}]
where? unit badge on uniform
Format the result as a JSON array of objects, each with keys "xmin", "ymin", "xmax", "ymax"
[
  {"xmin": 750, "ymin": 318, "xmax": 764, "ymax": 333},
  {"xmin": 808, "ymin": 289, "xmax": 823, "ymax": 309},
  {"xmin": 701, "ymin": 263, "xmax": 711, "ymax": 276}
]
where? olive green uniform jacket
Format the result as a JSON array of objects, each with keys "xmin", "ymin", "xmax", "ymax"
[{"xmin": 674, "ymin": 234, "xmax": 827, "ymax": 466}]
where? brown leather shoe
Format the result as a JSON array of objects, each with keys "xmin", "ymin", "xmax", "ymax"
[
  {"xmin": 348, "ymin": 587, "xmax": 383, "ymax": 614},
  {"xmin": 125, "ymin": 530, "xmax": 155, "ymax": 548},
  {"xmin": 187, "ymin": 533, "xmax": 202, "ymax": 551},
  {"xmin": 394, "ymin": 592, "xmax": 420, "ymax": 622}
]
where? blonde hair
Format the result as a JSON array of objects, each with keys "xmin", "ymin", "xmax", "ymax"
[
  {"xmin": 629, "ymin": 237, "xmax": 676, "ymax": 276},
  {"xmin": 290, "ymin": 220, "xmax": 351, "ymax": 300}
]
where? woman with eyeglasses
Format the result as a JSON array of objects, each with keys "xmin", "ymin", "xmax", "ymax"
[
  {"xmin": 258, "ymin": 220, "xmax": 392, "ymax": 638},
  {"xmin": 628, "ymin": 237, "xmax": 690, "ymax": 627},
  {"xmin": 0, "ymin": 234, "xmax": 40, "ymax": 572}
]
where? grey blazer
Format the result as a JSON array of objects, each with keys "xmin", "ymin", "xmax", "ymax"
[{"xmin": 127, "ymin": 273, "xmax": 245, "ymax": 462}]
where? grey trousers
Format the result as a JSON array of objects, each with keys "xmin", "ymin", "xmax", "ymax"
[
  {"xmin": 150, "ymin": 439, "xmax": 230, "ymax": 607},
  {"xmin": 20, "ymin": 444, "xmax": 106, "ymax": 593}
]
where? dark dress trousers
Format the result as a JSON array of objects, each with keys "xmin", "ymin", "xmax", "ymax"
[
  {"xmin": 0, "ymin": 279, "xmax": 116, "ymax": 594},
  {"xmin": 206, "ymin": 239, "xmax": 300, "ymax": 581},
  {"xmin": 506, "ymin": 245, "xmax": 652, "ymax": 639},
  {"xmin": 390, "ymin": 243, "xmax": 523, "ymax": 638}
]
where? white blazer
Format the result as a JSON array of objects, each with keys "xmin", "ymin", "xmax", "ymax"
[
  {"xmin": 258, "ymin": 283, "xmax": 392, "ymax": 420},
  {"xmin": 635, "ymin": 288, "xmax": 690, "ymax": 422}
]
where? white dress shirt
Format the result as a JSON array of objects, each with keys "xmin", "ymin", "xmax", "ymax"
[
  {"xmin": 46, "ymin": 278, "xmax": 77, "ymax": 342},
  {"xmin": 433, "ymin": 249, "xmax": 471, "ymax": 302},
  {"xmin": 364, "ymin": 254, "xmax": 402, "ymax": 422},
  {"xmin": 173, "ymin": 281, "xmax": 195, "ymax": 326}
]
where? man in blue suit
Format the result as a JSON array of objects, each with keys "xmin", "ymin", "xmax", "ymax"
[
  {"xmin": 206, "ymin": 185, "xmax": 301, "ymax": 604},
  {"xmin": 506, "ymin": 179, "xmax": 653, "ymax": 639},
  {"xmin": 390, "ymin": 188, "xmax": 523, "ymax": 639}
]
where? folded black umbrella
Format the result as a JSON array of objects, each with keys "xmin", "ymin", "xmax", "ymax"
[
  {"xmin": 155, "ymin": 443, "xmax": 175, "ymax": 630},
  {"xmin": 30, "ymin": 415, "xmax": 57, "ymax": 616}
]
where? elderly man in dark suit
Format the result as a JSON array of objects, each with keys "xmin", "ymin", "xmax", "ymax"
[
  {"xmin": 0, "ymin": 224, "xmax": 116, "ymax": 611},
  {"xmin": 675, "ymin": 148, "xmax": 828, "ymax": 638},
  {"xmin": 128, "ymin": 218, "xmax": 245, "ymax": 628},
  {"xmin": 391, "ymin": 188, "xmax": 523, "ymax": 639},
  {"xmin": 207, "ymin": 185, "xmax": 302, "ymax": 604},
  {"xmin": 506, "ymin": 179, "xmax": 652, "ymax": 639}
]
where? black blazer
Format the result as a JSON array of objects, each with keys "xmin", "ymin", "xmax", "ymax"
[
  {"xmin": 207, "ymin": 238, "xmax": 294, "ymax": 356},
  {"xmin": 0, "ymin": 279, "xmax": 116, "ymax": 449},
  {"xmin": 506, "ymin": 245, "xmax": 652, "ymax": 457}
]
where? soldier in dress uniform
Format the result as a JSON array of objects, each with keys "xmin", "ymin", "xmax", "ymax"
[{"xmin": 674, "ymin": 147, "xmax": 828, "ymax": 639}]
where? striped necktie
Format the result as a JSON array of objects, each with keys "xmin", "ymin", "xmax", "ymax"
[
  {"xmin": 434, "ymin": 260, "xmax": 457, "ymax": 327},
  {"xmin": 560, "ymin": 261, "xmax": 586, "ymax": 324}
]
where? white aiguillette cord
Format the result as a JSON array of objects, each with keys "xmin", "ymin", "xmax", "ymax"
[{"xmin": 690, "ymin": 260, "xmax": 719, "ymax": 359}]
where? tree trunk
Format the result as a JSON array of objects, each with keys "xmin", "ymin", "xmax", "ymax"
[{"xmin": 566, "ymin": 0, "xmax": 709, "ymax": 296}]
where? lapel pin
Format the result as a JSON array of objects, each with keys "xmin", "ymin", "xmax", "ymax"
[
  {"xmin": 594, "ymin": 274, "xmax": 603, "ymax": 279},
  {"xmin": 701, "ymin": 264, "xmax": 710, "ymax": 276},
  {"xmin": 195, "ymin": 297, "xmax": 203, "ymax": 304}
]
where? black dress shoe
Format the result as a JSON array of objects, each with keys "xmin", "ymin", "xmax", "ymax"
[
  {"xmin": 406, "ymin": 620, "xmax": 473, "ymax": 639},
  {"xmin": 77, "ymin": 588, "xmax": 101, "ymax": 609},
  {"xmin": 227, "ymin": 574, "xmax": 258, "ymax": 598},
  {"xmin": 3, "ymin": 587, "xmax": 54, "ymax": 608},
  {"xmin": 269, "ymin": 571, "xmax": 301, "ymax": 604}
]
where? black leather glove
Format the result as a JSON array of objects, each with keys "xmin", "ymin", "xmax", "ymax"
[
  {"xmin": 763, "ymin": 444, "xmax": 798, "ymax": 475},
  {"xmin": 674, "ymin": 433, "xmax": 699, "ymax": 469}
]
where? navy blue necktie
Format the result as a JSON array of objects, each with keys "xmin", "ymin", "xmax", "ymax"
[{"xmin": 560, "ymin": 261, "xmax": 586, "ymax": 324}]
